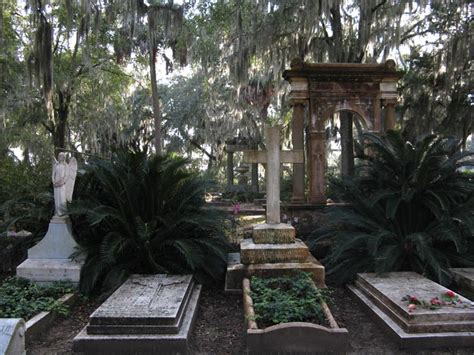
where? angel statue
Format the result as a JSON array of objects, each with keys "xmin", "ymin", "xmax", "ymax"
[{"xmin": 52, "ymin": 153, "xmax": 77, "ymax": 216}]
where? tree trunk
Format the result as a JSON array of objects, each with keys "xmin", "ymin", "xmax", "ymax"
[
  {"xmin": 148, "ymin": 12, "xmax": 162, "ymax": 155},
  {"xmin": 53, "ymin": 90, "xmax": 69, "ymax": 153}
]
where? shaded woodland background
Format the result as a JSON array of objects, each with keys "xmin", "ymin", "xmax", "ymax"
[{"xmin": 0, "ymin": 0, "xmax": 471, "ymax": 190}]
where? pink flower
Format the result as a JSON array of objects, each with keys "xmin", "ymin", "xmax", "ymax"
[
  {"xmin": 408, "ymin": 304, "xmax": 417, "ymax": 312},
  {"xmin": 233, "ymin": 203, "xmax": 241, "ymax": 215}
]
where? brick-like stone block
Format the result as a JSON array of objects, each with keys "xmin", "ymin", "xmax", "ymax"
[
  {"xmin": 240, "ymin": 239, "xmax": 308, "ymax": 264},
  {"xmin": 252, "ymin": 223, "xmax": 295, "ymax": 244}
]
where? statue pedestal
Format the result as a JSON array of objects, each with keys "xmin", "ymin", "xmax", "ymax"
[{"xmin": 17, "ymin": 216, "xmax": 82, "ymax": 285}]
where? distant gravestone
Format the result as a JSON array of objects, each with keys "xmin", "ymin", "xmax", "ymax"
[
  {"xmin": 0, "ymin": 318, "xmax": 26, "ymax": 355},
  {"xmin": 349, "ymin": 272, "xmax": 474, "ymax": 349},
  {"xmin": 73, "ymin": 274, "xmax": 201, "ymax": 354}
]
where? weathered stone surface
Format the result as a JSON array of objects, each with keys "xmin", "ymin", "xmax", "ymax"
[
  {"xmin": 27, "ymin": 216, "xmax": 77, "ymax": 259},
  {"xmin": 16, "ymin": 258, "xmax": 81, "ymax": 285},
  {"xmin": 240, "ymin": 238, "xmax": 309, "ymax": 264},
  {"xmin": 225, "ymin": 253, "xmax": 325, "ymax": 292},
  {"xmin": 89, "ymin": 275, "xmax": 194, "ymax": 333},
  {"xmin": 450, "ymin": 268, "xmax": 474, "ymax": 294},
  {"xmin": 349, "ymin": 272, "xmax": 474, "ymax": 349},
  {"xmin": 252, "ymin": 223, "xmax": 295, "ymax": 244},
  {"xmin": 73, "ymin": 274, "xmax": 201, "ymax": 354},
  {"xmin": 16, "ymin": 216, "xmax": 83, "ymax": 285},
  {"xmin": 0, "ymin": 318, "xmax": 26, "ymax": 355}
]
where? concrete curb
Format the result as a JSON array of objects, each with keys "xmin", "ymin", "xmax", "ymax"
[{"xmin": 25, "ymin": 293, "xmax": 77, "ymax": 342}]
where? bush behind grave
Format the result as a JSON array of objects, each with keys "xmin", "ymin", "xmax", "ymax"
[{"xmin": 68, "ymin": 147, "xmax": 230, "ymax": 296}]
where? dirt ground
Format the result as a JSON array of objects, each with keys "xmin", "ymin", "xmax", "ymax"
[{"xmin": 25, "ymin": 282, "xmax": 474, "ymax": 355}]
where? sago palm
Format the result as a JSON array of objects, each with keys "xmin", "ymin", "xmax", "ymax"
[
  {"xmin": 309, "ymin": 131, "xmax": 474, "ymax": 285},
  {"xmin": 68, "ymin": 148, "xmax": 229, "ymax": 295}
]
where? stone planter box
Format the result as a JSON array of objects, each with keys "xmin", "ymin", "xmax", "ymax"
[
  {"xmin": 242, "ymin": 278, "xmax": 349, "ymax": 354},
  {"xmin": 25, "ymin": 293, "xmax": 76, "ymax": 342}
]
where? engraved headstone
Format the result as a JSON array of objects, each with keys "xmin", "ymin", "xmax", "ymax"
[
  {"xmin": 73, "ymin": 274, "xmax": 201, "ymax": 354},
  {"xmin": 0, "ymin": 318, "xmax": 26, "ymax": 355}
]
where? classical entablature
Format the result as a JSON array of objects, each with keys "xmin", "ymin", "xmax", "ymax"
[{"xmin": 283, "ymin": 59, "xmax": 403, "ymax": 204}]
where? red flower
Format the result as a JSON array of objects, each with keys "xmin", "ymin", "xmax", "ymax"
[
  {"xmin": 410, "ymin": 296, "xmax": 418, "ymax": 303},
  {"xmin": 445, "ymin": 290, "xmax": 456, "ymax": 298}
]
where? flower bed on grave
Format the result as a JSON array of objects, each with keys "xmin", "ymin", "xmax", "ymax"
[{"xmin": 242, "ymin": 272, "xmax": 349, "ymax": 354}]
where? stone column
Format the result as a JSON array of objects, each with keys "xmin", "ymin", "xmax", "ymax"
[
  {"xmin": 340, "ymin": 111, "xmax": 354, "ymax": 177},
  {"xmin": 250, "ymin": 142, "xmax": 258, "ymax": 192},
  {"xmin": 266, "ymin": 127, "xmax": 280, "ymax": 224},
  {"xmin": 226, "ymin": 151, "xmax": 234, "ymax": 186},
  {"xmin": 384, "ymin": 100, "xmax": 396, "ymax": 131},
  {"xmin": 290, "ymin": 100, "xmax": 306, "ymax": 203},
  {"xmin": 309, "ymin": 131, "xmax": 326, "ymax": 204}
]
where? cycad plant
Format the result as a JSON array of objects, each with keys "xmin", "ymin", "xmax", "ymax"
[
  {"xmin": 309, "ymin": 131, "xmax": 474, "ymax": 285},
  {"xmin": 69, "ymin": 148, "xmax": 229, "ymax": 295}
]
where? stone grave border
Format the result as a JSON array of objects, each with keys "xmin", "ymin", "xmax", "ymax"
[
  {"xmin": 25, "ymin": 293, "xmax": 77, "ymax": 342},
  {"xmin": 242, "ymin": 278, "xmax": 349, "ymax": 354}
]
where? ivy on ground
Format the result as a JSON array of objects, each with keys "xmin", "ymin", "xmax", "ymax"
[
  {"xmin": 250, "ymin": 272, "xmax": 331, "ymax": 328},
  {"xmin": 0, "ymin": 277, "xmax": 75, "ymax": 320}
]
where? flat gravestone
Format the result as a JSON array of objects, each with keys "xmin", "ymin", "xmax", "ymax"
[
  {"xmin": 349, "ymin": 272, "xmax": 474, "ymax": 349},
  {"xmin": 450, "ymin": 268, "xmax": 474, "ymax": 295},
  {"xmin": 0, "ymin": 318, "xmax": 26, "ymax": 355},
  {"xmin": 73, "ymin": 274, "xmax": 201, "ymax": 354}
]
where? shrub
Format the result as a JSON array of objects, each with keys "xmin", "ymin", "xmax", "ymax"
[
  {"xmin": 69, "ymin": 147, "xmax": 230, "ymax": 295},
  {"xmin": 309, "ymin": 131, "xmax": 474, "ymax": 285},
  {"xmin": 0, "ymin": 277, "xmax": 74, "ymax": 320}
]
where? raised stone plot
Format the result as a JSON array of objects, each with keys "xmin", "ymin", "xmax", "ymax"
[
  {"xmin": 349, "ymin": 272, "xmax": 474, "ymax": 349},
  {"xmin": 73, "ymin": 274, "xmax": 201, "ymax": 354}
]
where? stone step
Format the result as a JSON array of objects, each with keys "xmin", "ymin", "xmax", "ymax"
[
  {"xmin": 225, "ymin": 252, "xmax": 325, "ymax": 293},
  {"xmin": 252, "ymin": 223, "xmax": 295, "ymax": 244},
  {"xmin": 16, "ymin": 258, "xmax": 81, "ymax": 286},
  {"xmin": 240, "ymin": 238, "xmax": 309, "ymax": 264}
]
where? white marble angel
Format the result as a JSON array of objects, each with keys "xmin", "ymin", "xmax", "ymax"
[{"xmin": 52, "ymin": 153, "xmax": 77, "ymax": 216}]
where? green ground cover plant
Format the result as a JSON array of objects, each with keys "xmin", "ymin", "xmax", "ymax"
[
  {"xmin": 0, "ymin": 277, "xmax": 74, "ymax": 320},
  {"xmin": 68, "ymin": 147, "xmax": 230, "ymax": 295},
  {"xmin": 310, "ymin": 131, "xmax": 474, "ymax": 285},
  {"xmin": 250, "ymin": 272, "xmax": 331, "ymax": 328}
]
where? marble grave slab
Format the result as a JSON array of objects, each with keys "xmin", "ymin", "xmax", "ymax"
[
  {"xmin": 349, "ymin": 272, "xmax": 474, "ymax": 349},
  {"xmin": 73, "ymin": 274, "xmax": 201, "ymax": 354}
]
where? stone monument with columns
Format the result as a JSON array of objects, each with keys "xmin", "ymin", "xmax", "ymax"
[
  {"xmin": 225, "ymin": 126, "xmax": 325, "ymax": 292},
  {"xmin": 17, "ymin": 153, "xmax": 83, "ymax": 285}
]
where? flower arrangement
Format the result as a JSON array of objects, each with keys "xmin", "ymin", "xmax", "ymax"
[{"xmin": 401, "ymin": 290, "xmax": 474, "ymax": 312}]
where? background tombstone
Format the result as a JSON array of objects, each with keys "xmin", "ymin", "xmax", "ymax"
[{"xmin": 0, "ymin": 318, "xmax": 26, "ymax": 355}]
